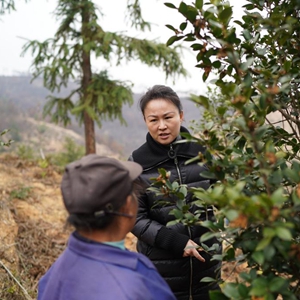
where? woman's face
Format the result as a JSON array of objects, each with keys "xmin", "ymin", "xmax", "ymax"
[{"xmin": 144, "ymin": 98, "xmax": 183, "ymax": 145}]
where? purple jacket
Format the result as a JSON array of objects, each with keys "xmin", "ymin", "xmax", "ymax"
[{"xmin": 38, "ymin": 232, "xmax": 175, "ymax": 300}]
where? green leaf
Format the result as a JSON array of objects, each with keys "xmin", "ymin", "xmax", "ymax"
[
  {"xmin": 200, "ymin": 276, "xmax": 216, "ymax": 282},
  {"xmin": 158, "ymin": 168, "xmax": 168, "ymax": 177},
  {"xmin": 224, "ymin": 247, "xmax": 235, "ymax": 260},
  {"xmin": 185, "ymin": 6, "xmax": 198, "ymax": 23},
  {"xmin": 284, "ymin": 168, "xmax": 300, "ymax": 182},
  {"xmin": 201, "ymin": 220, "xmax": 219, "ymax": 231},
  {"xmin": 252, "ymin": 251, "xmax": 264, "ymax": 265},
  {"xmin": 292, "ymin": 191, "xmax": 300, "ymax": 205},
  {"xmin": 180, "ymin": 22, "xmax": 187, "ymax": 31},
  {"xmin": 200, "ymin": 170, "xmax": 216, "ymax": 179},
  {"xmin": 249, "ymin": 277, "xmax": 268, "ymax": 296},
  {"xmin": 190, "ymin": 95, "xmax": 210, "ymax": 109},
  {"xmin": 167, "ymin": 219, "xmax": 180, "ymax": 226},
  {"xmin": 275, "ymin": 227, "xmax": 292, "ymax": 241},
  {"xmin": 254, "ymin": 125, "xmax": 269, "ymax": 140},
  {"xmin": 243, "ymin": 29, "xmax": 252, "ymax": 41},
  {"xmin": 208, "ymin": 19, "xmax": 223, "ymax": 29},
  {"xmin": 239, "ymin": 272, "xmax": 251, "ymax": 283},
  {"xmin": 212, "ymin": 60, "xmax": 221, "ymax": 69},
  {"xmin": 283, "ymin": 60, "xmax": 292, "ymax": 72},
  {"xmin": 195, "ymin": 0, "xmax": 203, "ymax": 10},
  {"xmin": 209, "ymin": 290, "xmax": 229, "ymax": 300},
  {"xmin": 166, "ymin": 35, "xmax": 184, "ymax": 46},
  {"xmin": 217, "ymin": 106, "xmax": 227, "ymax": 116},
  {"xmin": 256, "ymin": 236, "xmax": 272, "ymax": 251},
  {"xmin": 184, "ymin": 35, "xmax": 196, "ymax": 42},
  {"xmin": 178, "ymin": 2, "xmax": 187, "ymax": 15},
  {"xmin": 1, "ymin": 129, "xmax": 9, "ymax": 136},
  {"xmin": 172, "ymin": 181, "xmax": 179, "ymax": 190},
  {"xmin": 269, "ymin": 277, "xmax": 287, "ymax": 292},
  {"xmin": 165, "ymin": 24, "xmax": 177, "ymax": 32},
  {"xmin": 263, "ymin": 245, "xmax": 275, "ymax": 261},
  {"xmin": 191, "ymin": 43, "xmax": 203, "ymax": 51},
  {"xmin": 210, "ymin": 0, "xmax": 221, "ymax": 6},
  {"xmin": 71, "ymin": 103, "xmax": 86, "ymax": 114},
  {"xmin": 223, "ymin": 283, "xmax": 240, "ymax": 299},
  {"xmin": 240, "ymin": 57, "xmax": 255, "ymax": 71},
  {"xmin": 164, "ymin": 2, "xmax": 177, "ymax": 9},
  {"xmin": 165, "ymin": 180, "xmax": 173, "ymax": 190},
  {"xmin": 205, "ymin": 121, "xmax": 214, "ymax": 131},
  {"xmin": 263, "ymin": 227, "xmax": 275, "ymax": 239},
  {"xmin": 200, "ymin": 231, "xmax": 218, "ymax": 242},
  {"xmin": 270, "ymin": 188, "xmax": 286, "ymax": 205},
  {"xmin": 179, "ymin": 186, "xmax": 187, "ymax": 197},
  {"xmin": 225, "ymin": 209, "xmax": 239, "ymax": 221},
  {"xmin": 219, "ymin": 7, "xmax": 232, "ymax": 24},
  {"xmin": 237, "ymin": 284, "xmax": 249, "ymax": 299},
  {"xmin": 173, "ymin": 209, "xmax": 183, "ymax": 219}
]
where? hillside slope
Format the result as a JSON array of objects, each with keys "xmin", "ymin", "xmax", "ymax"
[
  {"xmin": 0, "ymin": 154, "xmax": 137, "ymax": 300},
  {"xmin": 0, "ymin": 75, "xmax": 204, "ymax": 158},
  {"xmin": 0, "ymin": 153, "xmax": 243, "ymax": 300}
]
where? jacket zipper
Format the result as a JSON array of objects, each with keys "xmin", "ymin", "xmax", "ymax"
[
  {"xmin": 188, "ymin": 228, "xmax": 193, "ymax": 300},
  {"xmin": 143, "ymin": 158, "xmax": 170, "ymax": 172},
  {"xmin": 171, "ymin": 143, "xmax": 193, "ymax": 300},
  {"xmin": 170, "ymin": 144, "xmax": 182, "ymax": 184}
]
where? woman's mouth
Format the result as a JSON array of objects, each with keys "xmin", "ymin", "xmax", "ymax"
[{"xmin": 159, "ymin": 133, "xmax": 170, "ymax": 139}]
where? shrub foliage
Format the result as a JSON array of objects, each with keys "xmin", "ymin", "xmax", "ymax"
[{"xmin": 151, "ymin": 1, "xmax": 300, "ymax": 299}]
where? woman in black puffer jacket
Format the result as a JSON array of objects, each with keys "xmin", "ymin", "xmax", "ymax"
[{"xmin": 129, "ymin": 85, "xmax": 222, "ymax": 300}]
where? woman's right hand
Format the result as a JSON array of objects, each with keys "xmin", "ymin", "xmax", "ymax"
[{"xmin": 183, "ymin": 239, "xmax": 205, "ymax": 262}]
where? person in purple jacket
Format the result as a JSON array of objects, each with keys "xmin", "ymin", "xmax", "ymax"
[{"xmin": 37, "ymin": 154, "xmax": 176, "ymax": 300}]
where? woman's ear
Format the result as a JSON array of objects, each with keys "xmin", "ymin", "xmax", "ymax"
[{"xmin": 180, "ymin": 111, "xmax": 184, "ymax": 122}]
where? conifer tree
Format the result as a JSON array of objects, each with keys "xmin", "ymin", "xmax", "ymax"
[
  {"xmin": 22, "ymin": 0, "xmax": 187, "ymax": 154},
  {"xmin": 0, "ymin": 0, "xmax": 29, "ymax": 14}
]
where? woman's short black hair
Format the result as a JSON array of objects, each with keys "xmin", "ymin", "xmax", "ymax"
[{"xmin": 139, "ymin": 85, "xmax": 183, "ymax": 116}]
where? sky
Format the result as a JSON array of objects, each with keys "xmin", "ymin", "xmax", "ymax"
[{"xmin": 0, "ymin": 0, "xmax": 246, "ymax": 94}]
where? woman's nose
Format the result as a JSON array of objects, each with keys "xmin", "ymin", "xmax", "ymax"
[{"xmin": 158, "ymin": 120, "xmax": 167, "ymax": 129}]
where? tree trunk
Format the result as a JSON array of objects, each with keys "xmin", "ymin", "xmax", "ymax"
[
  {"xmin": 83, "ymin": 110, "xmax": 95, "ymax": 154},
  {"xmin": 81, "ymin": 3, "xmax": 96, "ymax": 154}
]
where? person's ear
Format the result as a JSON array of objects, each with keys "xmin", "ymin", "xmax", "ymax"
[
  {"xmin": 119, "ymin": 195, "xmax": 135, "ymax": 215},
  {"xmin": 180, "ymin": 111, "xmax": 184, "ymax": 122}
]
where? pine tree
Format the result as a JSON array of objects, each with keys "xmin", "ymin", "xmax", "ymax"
[{"xmin": 22, "ymin": 0, "xmax": 187, "ymax": 154}]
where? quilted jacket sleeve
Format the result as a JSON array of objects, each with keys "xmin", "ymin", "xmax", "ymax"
[{"xmin": 132, "ymin": 190, "xmax": 189, "ymax": 255}]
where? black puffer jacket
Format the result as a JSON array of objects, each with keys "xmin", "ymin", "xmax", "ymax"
[{"xmin": 130, "ymin": 127, "xmax": 221, "ymax": 300}]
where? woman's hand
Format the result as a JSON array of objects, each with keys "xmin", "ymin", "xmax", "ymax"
[{"xmin": 183, "ymin": 240, "xmax": 205, "ymax": 262}]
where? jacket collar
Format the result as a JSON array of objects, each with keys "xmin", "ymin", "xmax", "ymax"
[
  {"xmin": 132, "ymin": 126, "xmax": 206, "ymax": 169},
  {"xmin": 68, "ymin": 232, "xmax": 155, "ymax": 270}
]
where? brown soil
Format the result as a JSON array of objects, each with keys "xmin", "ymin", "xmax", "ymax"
[{"xmin": 0, "ymin": 153, "xmax": 137, "ymax": 299}]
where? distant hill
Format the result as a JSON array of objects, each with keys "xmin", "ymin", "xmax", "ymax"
[{"xmin": 0, "ymin": 76, "xmax": 203, "ymax": 158}]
